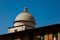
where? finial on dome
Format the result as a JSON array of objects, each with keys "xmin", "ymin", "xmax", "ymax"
[{"xmin": 24, "ymin": 7, "xmax": 28, "ymax": 12}]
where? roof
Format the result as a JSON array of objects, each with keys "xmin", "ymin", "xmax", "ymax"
[{"xmin": 0, "ymin": 24, "xmax": 60, "ymax": 37}]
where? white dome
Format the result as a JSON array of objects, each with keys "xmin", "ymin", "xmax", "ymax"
[
  {"xmin": 14, "ymin": 7, "xmax": 36, "ymax": 25},
  {"xmin": 15, "ymin": 12, "xmax": 35, "ymax": 22}
]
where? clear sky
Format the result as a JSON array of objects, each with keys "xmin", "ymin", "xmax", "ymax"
[{"xmin": 0, "ymin": 0, "xmax": 60, "ymax": 34}]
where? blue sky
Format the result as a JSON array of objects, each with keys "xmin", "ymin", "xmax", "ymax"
[{"xmin": 0, "ymin": 0, "xmax": 60, "ymax": 34}]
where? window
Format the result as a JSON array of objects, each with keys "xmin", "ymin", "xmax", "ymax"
[
  {"xmin": 20, "ymin": 36, "xmax": 23, "ymax": 40},
  {"xmin": 52, "ymin": 32, "xmax": 58, "ymax": 40},
  {"xmin": 40, "ymin": 34, "xmax": 44, "ymax": 40},
  {"xmin": 11, "ymin": 37, "xmax": 14, "ymax": 40},
  {"xmin": 29, "ymin": 34, "xmax": 33, "ymax": 40}
]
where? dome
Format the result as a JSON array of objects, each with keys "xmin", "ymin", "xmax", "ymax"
[{"xmin": 14, "ymin": 7, "xmax": 36, "ymax": 25}]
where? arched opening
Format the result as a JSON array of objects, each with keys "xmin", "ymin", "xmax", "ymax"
[{"xmin": 15, "ymin": 29, "xmax": 17, "ymax": 32}]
